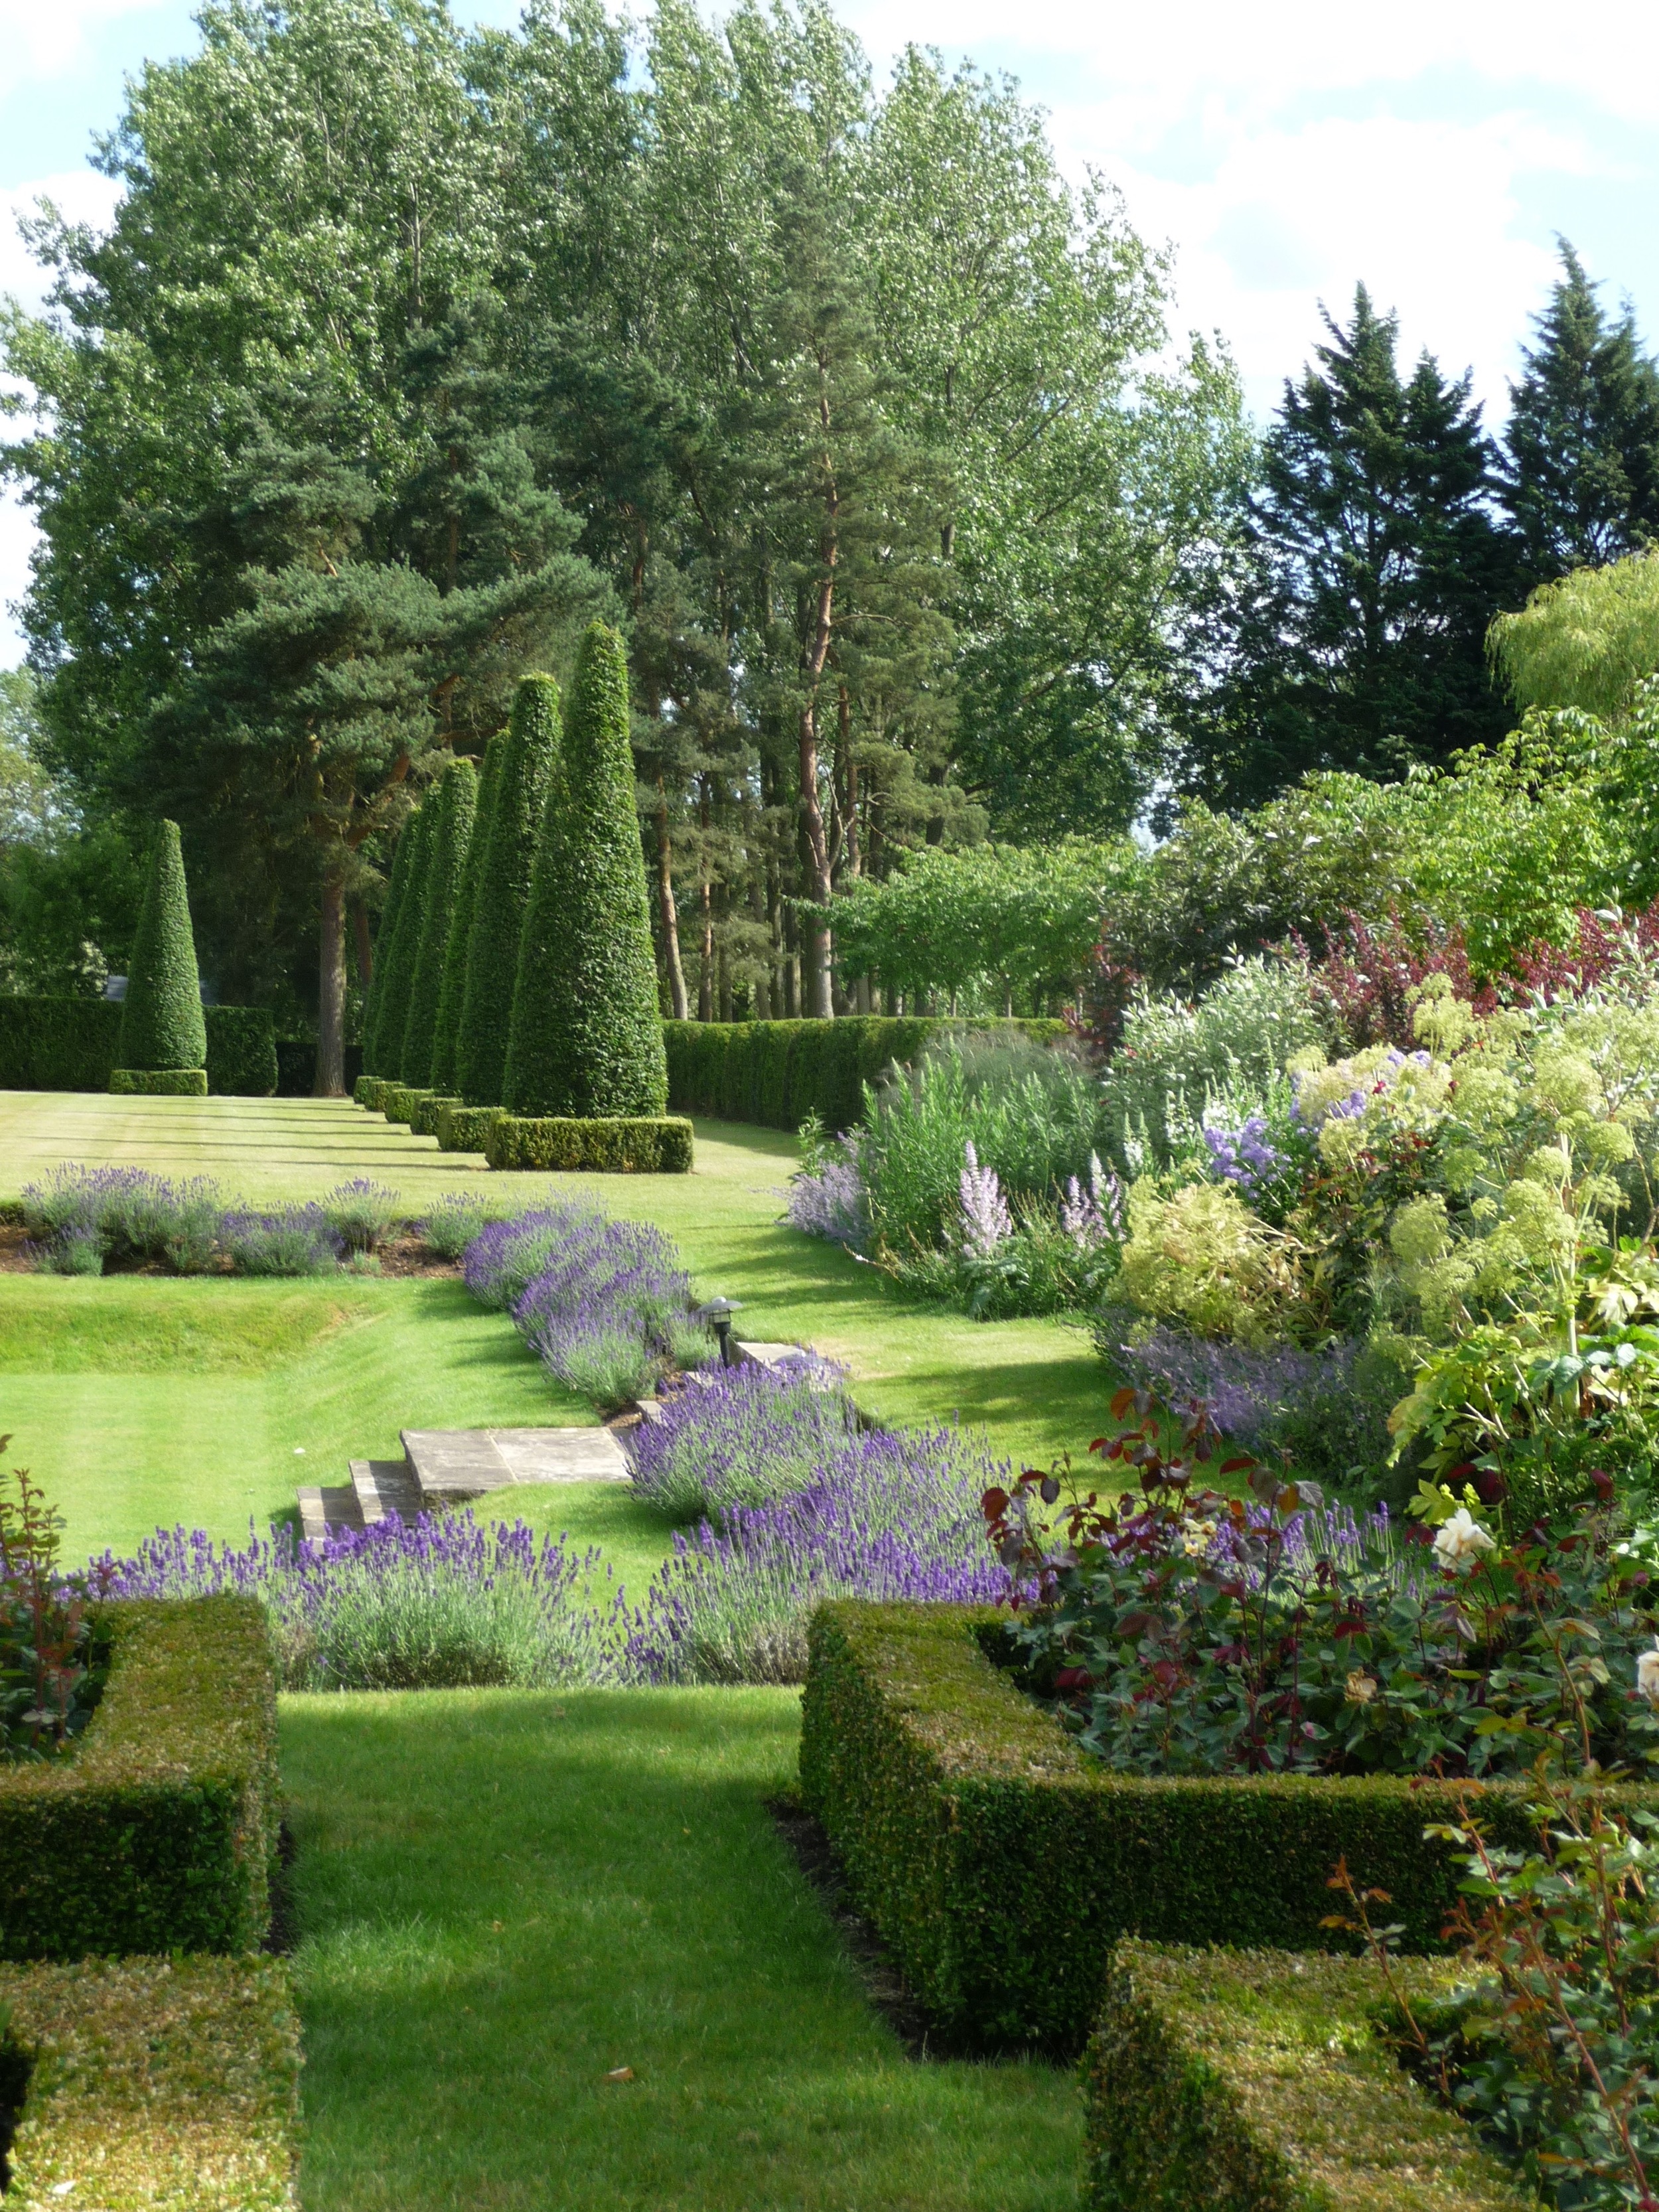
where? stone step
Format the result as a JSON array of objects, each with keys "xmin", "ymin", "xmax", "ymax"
[
  {"xmin": 400, "ymin": 1425, "xmax": 631, "ymax": 1505},
  {"xmin": 350, "ymin": 1458, "xmax": 421, "ymax": 1525},
  {"xmin": 297, "ymin": 1484, "xmax": 366, "ymax": 1545}
]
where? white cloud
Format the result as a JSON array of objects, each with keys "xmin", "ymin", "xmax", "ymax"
[{"xmin": 0, "ymin": 0, "xmax": 161, "ymax": 83}]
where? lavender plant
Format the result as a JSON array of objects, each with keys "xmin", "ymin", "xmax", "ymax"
[
  {"xmin": 786, "ymin": 1118, "xmax": 871, "ymax": 1248},
  {"xmin": 21, "ymin": 1164, "xmax": 224, "ymax": 1272},
  {"xmin": 629, "ymin": 1361, "xmax": 859, "ymax": 1524},
  {"xmin": 462, "ymin": 1203, "xmax": 607, "ymax": 1311},
  {"xmin": 320, "ymin": 1178, "xmax": 401, "ymax": 1254},
  {"xmin": 417, "ymin": 1193, "xmax": 500, "ymax": 1262},
  {"xmin": 219, "ymin": 1206, "xmax": 343, "ymax": 1276}
]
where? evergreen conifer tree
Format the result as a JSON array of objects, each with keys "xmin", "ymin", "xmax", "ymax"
[
  {"xmin": 503, "ymin": 623, "xmax": 667, "ymax": 1118},
  {"xmin": 368, "ymin": 802, "xmax": 435, "ymax": 1080},
  {"xmin": 400, "ymin": 758, "xmax": 478, "ymax": 1087},
  {"xmin": 429, "ymin": 735, "xmax": 501, "ymax": 1094},
  {"xmin": 362, "ymin": 816, "xmax": 419, "ymax": 1076},
  {"xmin": 456, "ymin": 675, "xmax": 561, "ymax": 1106},
  {"xmin": 118, "ymin": 817, "xmax": 207, "ymax": 1070},
  {"xmin": 1502, "ymin": 243, "xmax": 1659, "ymax": 581}
]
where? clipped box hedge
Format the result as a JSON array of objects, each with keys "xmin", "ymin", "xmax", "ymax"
[
  {"xmin": 109, "ymin": 1067, "xmax": 208, "ymax": 1096},
  {"xmin": 409, "ymin": 1091, "xmax": 458, "ymax": 1137},
  {"xmin": 663, "ymin": 1014, "xmax": 1070, "ymax": 1135},
  {"xmin": 0, "ymin": 1954, "xmax": 301, "ymax": 2210},
  {"xmin": 798, "ymin": 1601, "xmax": 1575, "ymax": 2055},
  {"xmin": 379, "ymin": 1083, "xmax": 433, "ymax": 1128},
  {"xmin": 0, "ymin": 999, "xmax": 277, "ymax": 1095},
  {"xmin": 0, "ymin": 1597, "xmax": 278, "ymax": 1962},
  {"xmin": 485, "ymin": 1113, "xmax": 693, "ymax": 1174},
  {"xmin": 353, "ymin": 1074, "xmax": 388, "ymax": 1110},
  {"xmin": 436, "ymin": 1100, "xmax": 503, "ymax": 1153},
  {"xmin": 1083, "ymin": 1941, "xmax": 1531, "ymax": 2212}
]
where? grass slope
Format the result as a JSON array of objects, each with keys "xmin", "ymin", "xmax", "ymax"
[{"xmin": 284, "ymin": 1686, "xmax": 1080, "ymax": 2211}]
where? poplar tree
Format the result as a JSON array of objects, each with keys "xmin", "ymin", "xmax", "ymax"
[
  {"xmin": 430, "ymin": 733, "xmax": 501, "ymax": 1093},
  {"xmin": 504, "ymin": 623, "xmax": 666, "ymax": 1117},
  {"xmin": 456, "ymin": 675, "xmax": 561, "ymax": 1106},
  {"xmin": 118, "ymin": 818, "xmax": 206, "ymax": 1071},
  {"xmin": 400, "ymin": 757, "xmax": 478, "ymax": 1087}
]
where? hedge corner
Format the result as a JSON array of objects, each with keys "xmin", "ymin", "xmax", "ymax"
[{"xmin": 1082, "ymin": 1941, "xmax": 1534, "ymax": 2212}]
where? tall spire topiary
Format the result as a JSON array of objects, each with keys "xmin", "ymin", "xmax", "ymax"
[
  {"xmin": 456, "ymin": 674, "xmax": 561, "ymax": 1106},
  {"xmin": 119, "ymin": 818, "xmax": 207, "ymax": 1071},
  {"xmin": 368, "ymin": 800, "xmax": 435, "ymax": 1080},
  {"xmin": 362, "ymin": 812, "xmax": 419, "ymax": 1075},
  {"xmin": 429, "ymin": 734, "xmax": 501, "ymax": 1094},
  {"xmin": 503, "ymin": 622, "xmax": 667, "ymax": 1118},
  {"xmin": 400, "ymin": 757, "xmax": 478, "ymax": 1088}
]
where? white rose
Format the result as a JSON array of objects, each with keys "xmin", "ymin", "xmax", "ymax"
[
  {"xmin": 1638, "ymin": 1643, "xmax": 1659, "ymax": 1706},
  {"xmin": 1432, "ymin": 1507, "xmax": 1497, "ymax": 1572},
  {"xmin": 1344, "ymin": 1671, "xmax": 1378, "ymax": 1705}
]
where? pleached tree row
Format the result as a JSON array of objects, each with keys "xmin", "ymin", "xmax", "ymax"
[{"xmin": 363, "ymin": 625, "xmax": 669, "ymax": 1132}]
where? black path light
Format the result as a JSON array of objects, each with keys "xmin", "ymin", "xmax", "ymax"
[{"xmin": 697, "ymin": 1297, "xmax": 743, "ymax": 1368}]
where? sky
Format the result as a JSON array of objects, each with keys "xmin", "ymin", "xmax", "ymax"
[{"xmin": 5, "ymin": 0, "xmax": 1659, "ymax": 664}]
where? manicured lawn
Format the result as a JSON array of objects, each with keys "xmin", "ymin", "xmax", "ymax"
[{"xmin": 283, "ymin": 1686, "xmax": 1082, "ymax": 2211}]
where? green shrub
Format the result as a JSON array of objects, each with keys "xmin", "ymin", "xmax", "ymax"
[
  {"xmin": 362, "ymin": 804, "xmax": 420, "ymax": 1074},
  {"xmin": 662, "ymin": 1015, "xmax": 1068, "ymax": 1134},
  {"xmin": 0, "ymin": 997, "xmax": 121, "ymax": 1088},
  {"xmin": 457, "ymin": 674, "xmax": 561, "ymax": 1107},
  {"xmin": 400, "ymin": 757, "xmax": 478, "ymax": 1088},
  {"xmin": 408, "ymin": 1091, "xmax": 457, "ymax": 1137},
  {"xmin": 798, "ymin": 1601, "xmax": 1565, "ymax": 2055},
  {"xmin": 484, "ymin": 1114, "xmax": 693, "ymax": 1174},
  {"xmin": 354, "ymin": 1074, "xmax": 389, "ymax": 1110},
  {"xmin": 117, "ymin": 820, "xmax": 206, "ymax": 1072},
  {"xmin": 0, "ymin": 1954, "xmax": 301, "ymax": 2210},
  {"xmin": 504, "ymin": 622, "xmax": 668, "ymax": 1117},
  {"xmin": 431, "ymin": 731, "xmax": 501, "ymax": 1094},
  {"xmin": 436, "ymin": 1100, "xmax": 502, "ymax": 1153},
  {"xmin": 366, "ymin": 801, "xmax": 435, "ymax": 1080},
  {"xmin": 0, "ymin": 1595, "xmax": 277, "ymax": 1960},
  {"xmin": 202, "ymin": 1006, "xmax": 277, "ymax": 1096},
  {"xmin": 380, "ymin": 1084, "xmax": 433, "ymax": 1128},
  {"xmin": 1082, "ymin": 1941, "xmax": 1532, "ymax": 2211},
  {"xmin": 109, "ymin": 1067, "xmax": 209, "ymax": 1096}
]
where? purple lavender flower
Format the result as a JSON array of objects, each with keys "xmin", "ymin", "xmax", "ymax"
[
  {"xmin": 220, "ymin": 1205, "xmax": 343, "ymax": 1276},
  {"xmin": 787, "ymin": 1140, "xmax": 870, "ymax": 1248},
  {"xmin": 958, "ymin": 1142, "xmax": 1012, "ymax": 1258},
  {"xmin": 630, "ymin": 1360, "xmax": 857, "ymax": 1523}
]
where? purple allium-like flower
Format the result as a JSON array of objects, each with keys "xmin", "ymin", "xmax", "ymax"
[
  {"xmin": 1060, "ymin": 1153, "xmax": 1123, "ymax": 1248},
  {"xmin": 958, "ymin": 1142, "xmax": 1012, "ymax": 1258},
  {"xmin": 1203, "ymin": 1113, "xmax": 1287, "ymax": 1195}
]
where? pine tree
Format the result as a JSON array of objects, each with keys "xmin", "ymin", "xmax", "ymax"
[
  {"xmin": 362, "ymin": 816, "xmax": 419, "ymax": 1076},
  {"xmin": 430, "ymin": 733, "xmax": 501, "ymax": 1094},
  {"xmin": 456, "ymin": 675, "xmax": 561, "ymax": 1106},
  {"xmin": 368, "ymin": 802, "xmax": 435, "ymax": 1080},
  {"xmin": 1502, "ymin": 243, "xmax": 1659, "ymax": 581},
  {"xmin": 118, "ymin": 818, "xmax": 207, "ymax": 1070},
  {"xmin": 1191, "ymin": 287, "xmax": 1522, "ymax": 807},
  {"xmin": 399, "ymin": 757, "xmax": 478, "ymax": 1087},
  {"xmin": 504, "ymin": 623, "xmax": 667, "ymax": 1118}
]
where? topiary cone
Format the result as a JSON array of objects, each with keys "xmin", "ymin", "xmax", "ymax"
[
  {"xmin": 430, "ymin": 733, "xmax": 502, "ymax": 1094},
  {"xmin": 502, "ymin": 621, "xmax": 667, "ymax": 1118},
  {"xmin": 368, "ymin": 801, "xmax": 436, "ymax": 1080},
  {"xmin": 118, "ymin": 818, "xmax": 207, "ymax": 1071},
  {"xmin": 401, "ymin": 757, "xmax": 478, "ymax": 1088}
]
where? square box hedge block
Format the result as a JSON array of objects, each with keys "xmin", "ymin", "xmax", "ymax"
[
  {"xmin": 0, "ymin": 1954, "xmax": 301, "ymax": 2210},
  {"xmin": 109, "ymin": 1067, "xmax": 209, "ymax": 1096},
  {"xmin": 437, "ymin": 1101, "xmax": 503, "ymax": 1153},
  {"xmin": 798, "ymin": 1601, "xmax": 1605, "ymax": 2055},
  {"xmin": 484, "ymin": 1114, "xmax": 693, "ymax": 1173},
  {"xmin": 353, "ymin": 1074, "xmax": 389, "ymax": 1111},
  {"xmin": 380, "ymin": 1084, "xmax": 434, "ymax": 1128},
  {"xmin": 408, "ymin": 1091, "xmax": 459, "ymax": 1137},
  {"xmin": 0, "ymin": 1596, "xmax": 279, "ymax": 1961},
  {"xmin": 1083, "ymin": 1941, "xmax": 1532, "ymax": 2212}
]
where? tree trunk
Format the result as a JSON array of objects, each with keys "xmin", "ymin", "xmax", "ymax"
[
  {"xmin": 656, "ymin": 782, "xmax": 690, "ymax": 1020},
  {"xmin": 315, "ymin": 867, "xmax": 348, "ymax": 1098},
  {"xmin": 798, "ymin": 694, "xmax": 835, "ymax": 1017}
]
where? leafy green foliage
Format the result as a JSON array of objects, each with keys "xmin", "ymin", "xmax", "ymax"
[
  {"xmin": 117, "ymin": 820, "xmax": 205, "ymax": 1072},
  {"xmin": 362, "ymin": 807, "xmax": 419, "ymax": 1075},
  {"xmin": 429, "ymin": 733, "xmax": 500, "ymax": 1093},
  {"xmin": 1492, "ymin": 551, "xmax": 1659, "ymax": 723},
  {"xmin": 457, "ymin": 675, "xmax": 560, "ymax": 1107},
  {"xmin": 366, "ymin": 803, "xmax": 434, "ymax": 1079},
  {"xmin": 399, "ymin": 758, "xmax": 477, "ymax": 1088},
  {"xmin": 504, "ymin": 624, "xmax": 666, "ymax": 1118},
  {"xmin": 484, "ymin": 1115, "xmax": 692, "ymax": 1175}
]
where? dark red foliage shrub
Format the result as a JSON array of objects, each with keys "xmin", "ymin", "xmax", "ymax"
[
  {"xmin": 1297, "ymin": 911, "xmax": 1497, "ymax": 1049},
  {"xmin": 1510, "ymin": 899, "xmax": 1659, "ymax": 1002},
  {"xmin": 1070, "ymin": 933, "xmax": 1140, "ymax": 1055}
]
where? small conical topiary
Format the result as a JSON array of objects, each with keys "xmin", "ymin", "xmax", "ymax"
[
  {"xmin": 119, "ymin": 819, "xmax": 207, "ymax": 1071},
  {"xmin": 362, "ymin": 813, "xmax": 420, "ymax": 1076},
  {"xmin": 368, "ymin": 801, "xmax": 436, "ymax": 1080},
  {"xmin": 400, "ymin": 757, "xmax": 478, "ymax": 1088},
  {"xmin": 429, "ymin": 734, "xmax": 502, "ymax": 1094},
  {"xmin": 456, "ymin": 674, "xmax": 562, "ymax": 1106},
  {"xmin": 503, "ymin": 621, "xmax": 667, "ymax": 1118}
]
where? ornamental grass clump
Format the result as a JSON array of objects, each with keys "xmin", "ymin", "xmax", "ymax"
[
  {"xmin": 630, "ymin": 1361, "xmax": 858, "ymax": 1525},
  {"xmin": 90, "ymin": 1510, "xmax": 616, "ymax": 1691}
]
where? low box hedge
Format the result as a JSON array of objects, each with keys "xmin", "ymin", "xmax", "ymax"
[
  {"xmin": 436, "ymin": 1100, "xmax": 503, "ymax": 1153},
  {"xmin": 0, "ymin": 1596, "xmax": 278, "ymax": 1961},
  {"xmin": 353, "ymin": 1074, "xmax": 389, "ymax": 1111},
  {"xmin": 0, "ymin": 1954, "xmax": 300, "ymax": 2210},
  {"xmin": 0, "ymin": 999, "xmax": 276, "ymax": 1095},
  {"xmin": 798, "ymin": 1601, "xmax": 1581, "ymax": 2055},
  {"xmin": 1083, "ymin": 1941, "xmax": 1532, "ymax": 2211},
  {"xmin": 663, "ymin": 1015, "xmax": 1070, "ymax": 1135},
  {"xmin": 109, "ymin": 1067, "xmax": 209, "ymax": 1096},
  {"xmin": 409, "ymin": 1090, "xmax": 458, "ymax": 1136},
  {"xmin": 485, "ymin": 1113, "xmax": 694, "ymax": 1173},
  {"xmin": 380, "ymin": 1083, "xmax": 433, "ymax": 1127}
]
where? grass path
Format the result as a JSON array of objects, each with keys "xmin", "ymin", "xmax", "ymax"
[{"xmin": 283, "ymin": 1687, "xmax": 1081, "ymax": 2211}]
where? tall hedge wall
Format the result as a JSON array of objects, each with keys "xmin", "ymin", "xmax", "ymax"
[
  {"xmin": 118, "ymin": 818, "xmax": 207, "ymax": 1072},
  {"xmin": 664, "ymin": 1015, "xmax": 1070, "ymax": 1134},
  {"xmin": 0, "ymin": 1000, "xmax": 277, "ymax": 1094},
  {"xmin": 798, "ymin": 1601, "xmax": 1596, "ymax": 2055},
  {"xmin": 401, "ymin": 757, "xmax": 478, "ymax": 1088},
  {"xmin": 457, "ymin": 674, "xmax": 561, "ymax": 1108}
]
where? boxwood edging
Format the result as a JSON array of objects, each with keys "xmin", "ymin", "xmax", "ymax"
[
  {"xmin": 436, "ymin": 1101, "xmax": 503, "ymax": 1153},
  {"xmin": 109, "ymin": 1067, "xmax": 208, "ymax": 1096},
  {"xmin": 484, "ymin": 1114, "xmax": 693, "ymax": 1173},
  {"xmin": 798, "ymin": 1600, "xmax": 1611, "ymax": 2055},
  {"xmin": 0, "ymin": 1954, "xmax": 301, "ymax": 2209},
  {"xmin": 1083, "ymin": 1941, "xmax": 1532, "ymax": 2211},
  {"xmin": 0, "ymin": 1596, "xmax": 279, "ymax": 1960}
]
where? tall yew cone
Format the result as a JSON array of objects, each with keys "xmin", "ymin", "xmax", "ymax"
[
  {"xmin": 368, "ymin": 801, "xmax": 435, "ymax": 1080},
  {"xmin": 119, "ymin": 818, "xmax": 207, "ymax": 1071},
  {"xmin": 430, "ymin": 733, "xmax": 501, "ymax": 1094},
  {"xmin": 400, "ymin": 757, "xmax": 477, "ymax": 1087},
  {"xmin": 504, "ymin": 622, "xmax": 667, "ymax": 1117},
  {"xmin": 362, "ymin": 812, "xmax": 419, "ymax": 1077},
  {"xmin": 457, "ymin": 674, "xmax": 561, "ymax": 1106}
]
